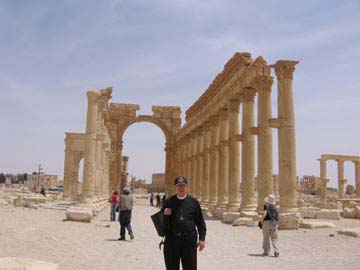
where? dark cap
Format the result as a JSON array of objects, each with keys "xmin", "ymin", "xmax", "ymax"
[{"xmin": 174, "ymin": 176, "xmax": 188, "ymax": 186}]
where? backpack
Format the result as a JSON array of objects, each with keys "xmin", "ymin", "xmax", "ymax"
[{"xmin": 265, "ymin": 204, "xmax": 279, "ymax": 226}]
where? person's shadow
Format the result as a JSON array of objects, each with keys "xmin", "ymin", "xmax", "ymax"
[{"xmin": 248, "ymin": 254, "xmax": 270, "ymax": 257}]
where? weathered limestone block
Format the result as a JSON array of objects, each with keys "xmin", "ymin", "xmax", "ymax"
[
  {"xmin": 222, "ymin": 212, "xmax": 241, "ymax": 223},
  {"xmin": 356, "ymin": 206, "xmax": 360, "ymax": 219},
  {"xmin": 299, "ymin": 221, "xmax": 336, "ymax": 229},
  {"xmin": 316, "ymin": 210, "xmax": 341, "ymax": 220},
  {"xmin": 315, "ymin": 202, "xmax": 338, "ymax": 209},
  {"xmin": 23, "ymin": 196, "xmax": 47, "ymax": 204},
  {"xmin": 346, "ymin": 184, "xmax": 356, "ymax": 195},
  {"xmin": 233, "ymin": 217, "xmax": 252, "ymax": 226},
  {"xmin": 349, "ymin": 201, "xmax": 358, "ymax": 208},
  {"xmin": 211, "ymin": 208, "xmax": 227, "ymax": 219},
  {"xmin": 278, "ymin": 213, "xmax": 301, "ymax": 230},
  {"xmin": 297, "ymin": 199, "xmax": 305, "ymax": 208},
  {"xmin": 337, "ymin": 228, "xmax": 360, "ymax": 238},
  {"xmin": 66, "ymin": 207, "xmax": 93, "ymax": 222},
  {"xmin": 299, "ymin": 207, "xmax": 320, "ymax": 219},
  {"xmin": 0, "ymin": 257, "xmax": 58, "ymax": 270},
  {"xmin": 343, "ymin": 207, "xmax": 358, "ymax": 218}
]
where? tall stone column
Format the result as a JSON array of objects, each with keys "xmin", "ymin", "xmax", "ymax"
[
  {"xmin": 121, "ymin": 156, "xmax": 129, "ymax": 190},
  {"xmin": 354, "ymin": 161, "xmax": 360, "ymax": 198},
  {"xmin": 185, "ymin": 136, "xmax": 192, "ymax": 187},
  {"xmin": 240, "ymin": 90, "xmax": 257, "ymax": 212},
  {"xmin": 254, "ymin": 77, "xmax": 274, "ymax": 212},
  {"xmin": 95, "ymin": 137, "xmax": 103, "ymax": 196},
  {"xmin": 319, "ymin": 158, "xmax": 328, "ymax": 203},
  {"xmin": 165, "ymin": 142, "xmax": 174, "ymax": 196},
  {"xmin": 63, "ymin": 139, "xmax": 72, "ymax": 198},
  {"xmin": 195, "ymin": 128, "xmax": 204, "ymax": 200},
  {"xmin": 180, "ymin": 141, "xmax": 186, "ymax": 177},
  {"xmin": 227, "ymin": 100, "xmax": 241, "ymax": 211},
  {"xmin": 337, "ymin": 159, "xmax": 346, "ymax": 198},
  {"xmin": 273, "ymin": 60, "xmax": 299, "ymax": 212},
  {"xmin": 217, "ymin": 109, "xmax": 229, "ymax": 208},
  {"xmin": 81, "ymin": 91, "xmax": 100, "ymax": 202},
  {"xmin": 201, "ymin": 122, "xmax": 211, "ymax": 205},
  {"xmin": 208, "ymin": 115, "xmax": 219, "ymax": 207},
  {"xmin": 190, "ymin": 132, "xmax": 197, "ymax": 195}
]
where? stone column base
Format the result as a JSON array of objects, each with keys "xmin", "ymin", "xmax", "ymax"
[{"xmin": 211, "ymin": 207, "xmax": 227, "ymax": 219}]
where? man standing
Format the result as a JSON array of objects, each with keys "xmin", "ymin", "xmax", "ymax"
[
  {"xmin": 118, "ymin": 187, "xmax": 134, "ymax": 240},
  {"xmin": 162, "ymin": 176, "xmax": 206, "ymax": 270}
]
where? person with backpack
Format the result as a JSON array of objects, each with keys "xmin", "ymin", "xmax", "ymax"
[{"xmin": 260, "ymin": 194, "xmax": 279, "ymax": 257}]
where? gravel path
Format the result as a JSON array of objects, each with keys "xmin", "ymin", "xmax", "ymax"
[{"xmin": 0, "ymin": 199, "xmax": 359, "ymax": 270}]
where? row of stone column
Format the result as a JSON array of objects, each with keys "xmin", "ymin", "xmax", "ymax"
[
  {"xmin": 174, "ymin": 61, "xmax": 299, "ymax": 213},
  {"xmin": 319, "ymin": 158, "xmax": 360, "ymax": 202}
]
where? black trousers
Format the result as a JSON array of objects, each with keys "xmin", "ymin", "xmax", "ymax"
[
  {"xmin": 119, "ymin": 210, "xmax": 132, "ymax": 239},
  {"xmin": 164, "ymin": 232, "xmax": 198, "ymax": 270}
]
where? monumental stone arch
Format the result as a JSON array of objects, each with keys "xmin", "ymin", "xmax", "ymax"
[
  {"xmin": 63, "ymin": 52, "xmax": 300, "ymax": 219},
  {"xmin": 63, "ymin": 87, "xmax": 181, "ymax": 202}
]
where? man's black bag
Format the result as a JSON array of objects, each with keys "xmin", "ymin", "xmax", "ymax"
[{"xmin": 151, "ymin": 211, "xmax": 167, "ymax": 237}]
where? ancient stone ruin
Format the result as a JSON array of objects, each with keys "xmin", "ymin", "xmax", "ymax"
[{"xmin": 63, "ymin": 52, "xmax": 301, "ymax": 226}]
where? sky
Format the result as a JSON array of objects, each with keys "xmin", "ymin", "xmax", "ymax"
[{"xmin": 0, "ymin": 0, "xmax": 359, "ymax": 188}]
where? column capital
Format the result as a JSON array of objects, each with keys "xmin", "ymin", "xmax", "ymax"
[
  {"xmin": 228, "ymin": 99, "xmax": 241, "ymax": 112},
  {"xmin": 219, "ymin": 109, "xmax": 229, "ymax": 120},
  {"xmin": 273, "ymin": 60, "xmax": 299, "ymax": 80},
  {"xmin": 202, "ymin": 121, "xmax": 211, "ymax": 131},
  {"xmin": 251, "ymin": 76, "xmax": 274, "ymax": 92},
  {"xmin": 87, "ymin": 91, "xmax": 100, "ymax": 103},
  {"xmin": 242, "ymin": 88, "xmax": 257, "ymax": 102},
  {"xmin": 209, "ymin": 115, "xmax": 219, "ymax": 126}
]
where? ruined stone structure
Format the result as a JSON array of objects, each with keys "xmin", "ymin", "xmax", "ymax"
[
  {"xmin": 63, "ymin": 52, "xmax": 299, "ymax": 215},
  {"xmin": 298, "ymin": 175, "xmax": 322, "ymax": 194},
  {"xmin": 63, "ymin": 88, "xmax": 181, "ymax": 202},
  {"xmin": 318, "ymin": 154, "xmax": 360, "ymax": 202}
]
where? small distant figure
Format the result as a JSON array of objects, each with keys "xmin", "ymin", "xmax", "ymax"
[
  {"xmin": 260, "ymin": 194, "xmax": 279, "ymax": 257},
  {"xmin": 108, "ymin": 190, "xmax": 119, "ymax": 221},
  {"xmin": 156, "ymin": 193, "xmax": 161, "ymax": 206},
  {"xmin": 118, "ymin": 187, "xmax": 134, "ymax": 241},
  {"xmin": 162, "ymin": 194, "xmax": 166, "ymax": 207},
  {"xmin": 40, "ymin": 186, "xmax": 46, "ymax": 197},
  {"xmin": 150, "ymin": 193, "xmax": 154, "ymax": 206}
]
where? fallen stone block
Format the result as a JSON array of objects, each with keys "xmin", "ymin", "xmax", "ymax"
[
  {"xmin": 66, "ymin": 207, "xmax": 93, "ymax": 223},
  {"xmin": 342, "ymin": 207, "xmax": 358, "ymax": 219},
  {"xmin": 357, "ymin": 206, "xmax": 360, "ymax": 219},
  {"xmin": 23, "ymin": 196, "xmax": 47, "ymax": 204},
  {"xmin": 211, "ymin": 208, "xmax": 227, "ymax": 219},
  {"xmin": 337, "ymin": 228, "xmax": 360, "ymax": 238},
  {"xmin": 300, "ymin": 221, "xmax": 336, "ymax": 229},
  {"xmin": 222, "ymin": 212, "xmax": 241, "ymax": 223},
  {"xmin": 299, "ymin": 207, "xmax": 320, "ymax": 219},
  {"xmin": 316, "ymin": 210, "xmax": 341, "ymax": 220},
  {"xmin": 0, "ymin": 257, "xmax": 58, "ymax": 270},
  {"xmin": 233, "ymin": 217, "xmax": 252, "ymax": 226},
  {"xmin": 278, "ymin": 212, "xmax": 301, "ymax": 230},
  {"xmin": 315, "ymin": 202, "xmax": 338, "ymax": 209}
]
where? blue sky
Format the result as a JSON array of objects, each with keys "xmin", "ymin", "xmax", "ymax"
[{"xmin": 0, "ymin": 0, "xmax": 359, "ymax": 187}]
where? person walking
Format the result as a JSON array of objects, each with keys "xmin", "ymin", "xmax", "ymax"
[
  {"xmin": 108, "ymin": 190, "xmax": 119, "ymax": 221},
  {"xmin": 260, "ymin": 194, "xmax": 279, "ymax": 257},
  {"xmin": 118, "ymin": 187, "xmax": 134, "ymax": 241},
  {"xmin": 162, "ymin": 176, "xmax": 206, "ymax": 270},
  {"xmin": 150, "ymin": 193, "xmax": 154, "ymax": 206}
]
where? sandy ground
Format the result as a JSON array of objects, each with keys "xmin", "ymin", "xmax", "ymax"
[{"xmin": 0, "ymin": 198, "xmax": 360, "ymax": 270}]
